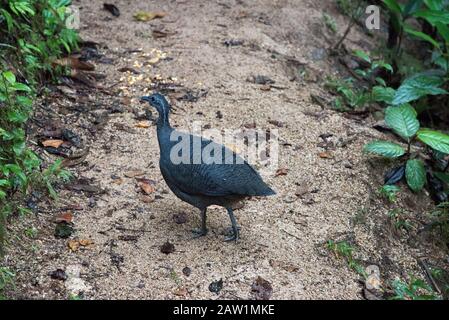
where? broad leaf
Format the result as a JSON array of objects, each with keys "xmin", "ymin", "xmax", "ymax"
[
  {"xmin": 405, "ymin": 159, "xmax": 426, "ymax": 192},
  {"xmin": 392, "ymin": 70, "xmax": 447, "ymax": 105},
  {"xmin": 413, "ymin": 10, "xmax": 449, "ymax": 25},
  {"xmin": 434, "ymin": 172, "xmax": 449, "ymax": 185},
  {"xmin": 385, "ymin": 104, "xmax": 420, "ymax": 140},
  {"xmin": 383, "ymin": 0, "xmax": 402, "ymax": 14},
  {"xmin": 417, "ymin": 129, "xmax": 449, "ymax": 154},
  {"xmin": 404, "ymin": 25, "xmax": 440, "ymax": 48},
  {"xmin": 364, "ymin": 141, "xmax": 406, "ymax": 158},
  {"xmin": 372, "ymin": 86, "xmax": 396, "ymax": 104},
  {"xmin": 403, "ymin": 0, "xmax": 424, "ymax": 17},
  {"xmin": 2, "ymin": 71, "xmax": 16, "ymax": 84}
]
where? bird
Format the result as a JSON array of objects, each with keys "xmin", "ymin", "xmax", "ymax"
[{"xmin": 140, "ymin": 93, "xmax": 275, "ymax": 241}]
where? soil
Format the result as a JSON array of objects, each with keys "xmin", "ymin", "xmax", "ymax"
[{"xmin": 2, "ymin": 0, "xmax": 447, "ymax": 300}]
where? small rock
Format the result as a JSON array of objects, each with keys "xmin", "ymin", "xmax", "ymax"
[
  {"xmin": 54, "ymin": 222, "xmax": 74, "ymax": 239},
  {"xmin": 251, "ymin": 276, "xmax": 273, "ymax": 300},
  {"xmin": 49, "ymin": 269, "xmax": 68, "ymax": 281},
  {"xmin": 283, "ymin": 195, "xmax": 297, "ymax": 203},
  {"xmin": 160, "ymin": 241, "xmax": 175, "ymax": 254},
  {"xmin": 209, "ymin": 279, "xmax": 223, "ymax": 294},
  {"xmin": 182, "ymin": 267, "xmax": 192, "ymax": 277},
  {"xmin": 173, "ymin": 212, "xmax": 188, "ymax": 224}
]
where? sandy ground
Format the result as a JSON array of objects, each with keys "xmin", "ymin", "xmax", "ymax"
[{"xmin": 2, "ymin": 0, "xmax": 444, "ymax": 300}]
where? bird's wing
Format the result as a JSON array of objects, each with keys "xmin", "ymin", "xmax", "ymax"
[{"xmin": 161, "ymin": 137, "xmax": 272, "ymax": 197}]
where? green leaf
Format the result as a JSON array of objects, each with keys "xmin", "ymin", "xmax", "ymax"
[
  {"xmin": 12, "ymin": 82, "xmax": 31, "ymax": 92},
  {"xmin": 353, "ymin": 50, "xmax": 371, "ymax": 63},
  {"xmin": 417, "ymin": 129, "xmax": 449, "ymax": 154},
  {"xmin": 0, "ymin": 179, "xmax": 10, "ymax": 187},
  {"xmin": 413, "ymin": 10, "xmax": 449, "ymax": 25},
  {"xmin": 403, "ymin": 0, "xmax": 424, "ymax": 17},
  {"xmin": 385, "ymin": 104, "xmax": 420, "ymax": 140},
  {"xmin": 392, "ymin": 70, "xmax": 447, "ymax": 105},
  {"xmin": 406, "ymin": 159, "xmax": 426, "ymax": 192},
  {"xmin": 404, "ymin": 25, "xmax": 440, "ymax": 48},
  {"xmin": 372, "ymin": 86, "xmax": 396, "ymax": 104},
  {"xmin": 434, "ymin": 172, "xmax": 449, "ymax": 185},
  {"xmin": 383, "ymin": 0, "xmax": 402, "ymax": 14},
  {"xmin": 2, "ymin": 71, "xmax": 16, "ymax": 84},
  {"xmin": 364, "ymin": 141, "xmax": 406, "ymax": 158}
]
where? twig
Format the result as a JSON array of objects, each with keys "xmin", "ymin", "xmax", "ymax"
[{"xmin": 418, "ymin": 258, "xmax": 441, "ymax": 294}]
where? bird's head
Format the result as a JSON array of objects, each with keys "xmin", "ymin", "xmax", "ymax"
[{"xmin": 140, "ymin": 93, "xmax": 170, "ymax": 116}]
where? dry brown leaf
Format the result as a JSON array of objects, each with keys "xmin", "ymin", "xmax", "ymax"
[
  {"xmin": 133, "ymin": 11, "xmax": 166, "ymax": 22},
  {"xmin": 55, "ymin": 211, "xmax": 73, "ymax": 224},
  {"xmin": 68, "ymin": 240, "xmax": 80, "ymax": 252},
  {"xmin": 139, "ymin": 181, "xmax": 155, "ymax": 194},
  {"xmin": 53, "ymin": 57, "xmax": 95, "ymax": 71},
  {"xmin": 124, "ymin": 170, "xmax": 145, "ymax": 178},
  {"xmin": 42, "ymin": 139, "xmax": 64, "ymax": 148},
  {"xmin": 173, "ymin": 287, "xmax": 188, "ymax": 297},
  {"xmin": 136, "ymin": 121, "xmax": 151, "ymax": 128},
  {"xmin": 78, "ymin": 239, "xmax": 94, "ymax": 247},
  {"xmin": 275, "ymin": 168, "xmax": 288, "ymax": 177},
  {"xmin": 68, "ymin": 239, "xmax": 94, "ymax": 252},
  {"xmin": 318, "ymin": 152, "xmax": 333, "ymax": 159},
  {"xmin": 139, "ymin": 194, "xmax": 155, "ymax": 203}
]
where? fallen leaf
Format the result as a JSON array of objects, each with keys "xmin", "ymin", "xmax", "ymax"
[
  {"xmin": 260, "ymin": 84, "xmax": 271, "ymax": 91},
  {"xmin": 152, "ymin": 30, "xmax": 176, "ymax": 38},
  {"xmin": 79, "ymin": 239, "xmax": 94, "ymax": 246},
  {"xmin": 318, "ymin": 152, "xmax": 333, "ymax": 159},
  {"xmin": 173, "ymin": 287, "xmax": 189, "ymax": 297},
  {"xmin": 118, "ymin": 66, "xmax": 141, "ymax": 74},
  {"xmin": 54, "ymin": 211, "xmax": 73, "ymax": 224},
  {"xmin": 139, "ymin": 181, "xmax": 155, "ymax": 194},
  {"xmin": 68, "ymin": 239, "xmax": 94, "ymax": 252},
  {"xmin": 133, "ymin": 11, "xmax": 166, "ymax": 22},
  {"xmin": 136, "ymin": 120, "xmax": 151, "ymax": 128},
  {"xmin": 42, "ymin": 139, "xmax": 64, "ymax": 148},
  {"xmin": 103, "ymin": 3, "xmax": 120, "ymax": 17},
  {"xmin": 124, "ymin": 170, "xmax": 145, "ymax": 178},
  {"xmin": 251, "ymin": 276, "xmax": 273, "ymax": 300},
  {"xmin": 68, "ymin": 240, "xmax": 80, "ymax": 252},
  {"xmin": 139, "ymin": 195, "xmax": 155, "ymax": 203},
  {"xmin": 160, "ymin": 241, "xmax": 175, "ymax": 254},
  {"xmin": 53, "ymin": 57, "xmax": 95, "ymax": 71},
  {"xmin": 275, "ymin": 168, "xmax": 288, "ymax": 177}
]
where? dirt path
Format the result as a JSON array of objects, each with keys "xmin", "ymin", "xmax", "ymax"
[{"xmin": 4, "ymin": 0, "xmax": 442, "ymax": 299}]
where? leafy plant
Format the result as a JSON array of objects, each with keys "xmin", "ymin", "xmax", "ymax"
[
  {"xmin": 390, "ymin": 276, "xmax": 439, "ymax": 300},
  {"xmin": 327, "ymin": 240, "xmax": 367, "ymax": 277},
  {"xmin": 364, "ymin": 97, "xmax": 449, "ymax": 199},
  {"xmin": 0, "ymin": 267, "xmax": 14, "ymax": 299},
  {"xmin": 0, "ymin": 0, "xmax": 79, "ymax": 253}
]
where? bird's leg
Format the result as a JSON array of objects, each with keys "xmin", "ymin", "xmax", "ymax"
[
  {"xmin": 192, "ymin": 208, "xmax": 208, "ymax": 238},
  {"xmin": 224, "ymin": 208, "xmax": 239, "ymax": 242}
]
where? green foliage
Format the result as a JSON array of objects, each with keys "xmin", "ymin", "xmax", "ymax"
[
  {"xmin": 384, "ymin": 104, "xmax": 419, "ymax": 141},
  {"xmin": 390, "ymin": 276, "xmax": 439, "ymax": 300},
  {"xmin": 363, "ymin": 141, "xmax": 406, "ymax": 158},
  {"xmin": 323, "ymin": 13, "xmax": 337, "ymax": 34},
  {"xmin": 0, "ymin": 267, "xmax": 14, "ymax": 299},
  {"xmin": 0, "ymin": 0, "xmax": 78, "ymax": 253},
  {"xmin": 405, "ymin": 159, "xmax": 426, "ymax": 192},
  {"xmin": 326, "ymin": 240, "xmax": 367, "ymax": 277},
  {"xmin": 380, "ymin": 184, "xmax": 401, "ymax": 202}
]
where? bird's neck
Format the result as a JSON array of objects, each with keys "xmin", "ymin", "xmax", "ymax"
[{"xmin": 156, "ymin": 108, "xmax": 171, "ymax": 129}]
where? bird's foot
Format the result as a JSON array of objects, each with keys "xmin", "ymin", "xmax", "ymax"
[
  {"xmin": 191, "ymin": 228, "xmax": 208, "ymax": 239},
  {"xmin": 223, "ymin": 227, "xmax": 240, "ymax": 242}
]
